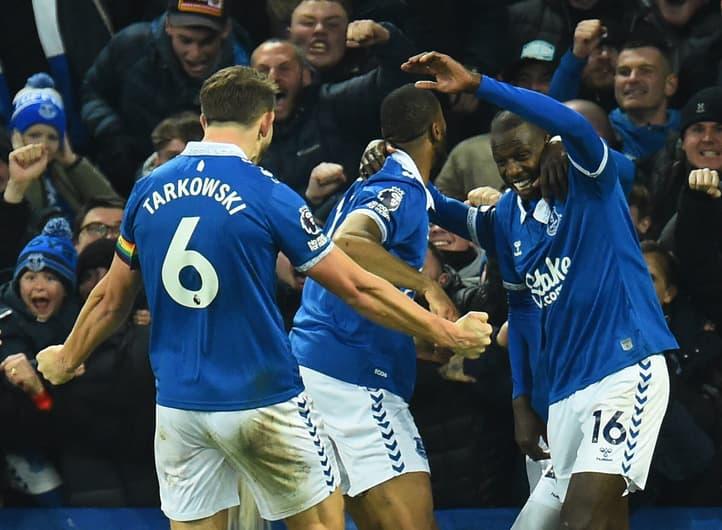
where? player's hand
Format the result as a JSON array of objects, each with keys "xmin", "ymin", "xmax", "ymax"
[
  {"xmin": 276, "ymin": 252, "xmax": 306, "ymax": 291},
  {"xmin": 467, "ymin": 186, "xmax": 502, "ymax": 207},
  {"xmin": 688, "ymin": 168, "xmax": 721, "ymax": 199},
  {"xmin": 538, "ymin": 138, "xmax": 568, "ymax": 201},
  {"xmin": 346, "ymin": 20, "xmax": 390, "ymax": 48},
  {"xmin": 1, "ymin": 353, "xmax": 45, "ymax": 396},
  {"xmin": 513, "ymin": 396, "xmax": 550, "ymax": 461},
  {"xmin": 402, "ymin": 51, "xmax": 481, "ymax": 94},
  {"xmin": 359, "ymin": 140, "xmax": 396, "ymax": 179},
  {"xmin": 449, "ymin": 311, "xmax": 492, "ymax": 358},
  {"xmin": 422, "ymin": 281, "xmax": 459, "ymax": 321},
  {"xmin": 438, "ymin": 353, "xmax": 477, "ymax": 383},
  {"xmin": 36, "ymin": 345, "xmax": 83, "ymax": 385},
  {"xmin": 573, "ymin": 19, "xmax": 605, "ymax": 59},
  {"xmin": 306, "ymin": 163, "xmax": 347, "ymax": 206}
]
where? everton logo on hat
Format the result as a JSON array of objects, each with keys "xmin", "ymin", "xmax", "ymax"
[{"xmin": 25, "ymin": 253, "xmax": 47, "ymax": 272}]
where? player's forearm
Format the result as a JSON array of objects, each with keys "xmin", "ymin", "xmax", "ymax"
[
  {"xmin": 347, "ymin": 271, "xmax": 462, "ymax": 348},
  {"xmin": 334, "ymin": 232, "xmax": 430, "ymax": 293},
  {"xmin": 63, "ymin": 276, "xmax": 135, "ymax": 369},
  {"xmin": 547, "ymin": 50, "xmax": 585, "ymax": 102},
  {"xmin": 476, "ymin": 76, "xmax": 604, "ymax": 169}
]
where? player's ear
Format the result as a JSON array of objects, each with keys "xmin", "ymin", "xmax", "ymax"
[
  {"xmin": 259, "ymin": 111, "xmax": 274, "ymax": 139},
  {"xmin": 662, "ymin": 284, "xmax": 677, "ymax": 305},
  {"xmin": 664, "ymin": 73, "xmax": 678, "ymax": 98},
  {"xmin": 200, "ymin": 114, "xmax": 208, "ymax": 131}
]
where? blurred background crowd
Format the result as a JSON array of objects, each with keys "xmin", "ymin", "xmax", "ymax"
[{"xmin": 0, "ymin": 0, "xmax": 721, "ymax": 513}]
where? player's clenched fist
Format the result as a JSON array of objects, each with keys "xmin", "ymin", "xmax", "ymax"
[
  {"xmin": 346, "ymin": 20, "xmax": 390, "ymax": 48},
  {"xmin": 36, "ymin": 345, "xmax": 82, "ymax": 385},
  {"xmin": 689, "ymin": 168, "xmax": 721, "ymax": 199},
  {"xmin": 451, "ymin": 311, "xmax": 492, "ymax": 359},
  {"xmin": 467, "ymin": 186, "xmax": 502, "ymax": 207},
  {"xmin": 573, "ymin": 19, "xmax": 605, "ymax": 59}
]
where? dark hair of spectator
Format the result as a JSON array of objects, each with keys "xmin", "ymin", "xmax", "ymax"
[
  {"xmin": 380, "ymin": 84, "xmax": 441, "ymax": 145},
  {"xmin": 151, "ymin": 112, "xmax": 204, "ymax": 152},
  {"xmin": 73, "ymin": 197, "xmax": 126, "ymax": 237},
  {"xmin": 628, "ymin": 183, "xmax": 652, "ymax": 219},
  {"xmin": 641, "ymin": 240, "xmax": 679, "ymax": 287},
  {"xmin": 620, "ymin": 38, "xmax": 676, "ymax": 73},
  {"xmin": 200, "ymin": 66, "xmax": 277, "ymax": 127},
  {"xmin": 296, "ymin": 0, "xmax": 352, "ymax": 18}
]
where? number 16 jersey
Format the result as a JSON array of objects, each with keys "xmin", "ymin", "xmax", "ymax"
[{"xmin": 116, "ymin": 142, "xmax": 333, "ymax": 412}]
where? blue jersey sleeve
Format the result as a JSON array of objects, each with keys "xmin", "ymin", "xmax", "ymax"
[
  {"xmin": 476, "ymin": 76, "xmax": 614, "ymax": 194},
  {"xmin": 266, "ymin": 183, "xmax": 333, "ymax": 272},
  {"xmin": 116, "ymin": 178, "xmax": 149, "ymax": 269},
  {"xmin": 612, "ymin": 148, "xmax": 635, "ymax": 197},
  {"xmin": 427, "ymin": 183, "xmax": 497, "ymax": 255},
  {"xmin": 352, "ymin": 181, "xmax": 426, "ymax": 245},
  {"xmin": 547, "ymin": 50, "xmax": 585, "ymax": 102},
  {"xmin": 507, "ymin": 290, "xmax": 537, "ymax": 399}
]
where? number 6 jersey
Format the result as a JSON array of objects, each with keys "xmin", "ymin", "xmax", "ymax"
[{"xmin": 116, "ymin": 142, "xmax": 333, "ymax": 411}]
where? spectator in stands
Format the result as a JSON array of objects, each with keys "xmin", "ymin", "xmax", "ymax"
[
  {"xmin": 251, "ymin": 28, "xmax": 413, "ymax": 203},
  {"xmin": 628, "ymin": 183, "xmax": 653, "ymax": 240},
  {"xmin": 52, "ymin": 238, "xmax": 157, "ymax": 507},
  {"xmin": 139, "ymin": 111, "xmax": 203, "ymax": 177},
  {"xmin": 612, "ymin": 38, "xmax": 680, "ymax": 161},
  {"xmin": 81, "ymin": 0, "xmax": 253, "ymax": 196},
  {"xmin": 640, "ymin": 241, "xmax": 722, "ymax": 506},
  {"xmin": 0, "ymin": 218, "xmax": 79, "ymax": 506},
  {"xmin": 645, "ymin": 86, "xmax": 722, "ymax": 238},
  {"xmin": 673, "ymin": 87, "xmax": 722, "ymax": 332},
  {"xmin": 633, "ymin": 0, "xmax": 722, "ymax": 107},
  {"xmin": 73, "ymin": 197, "xmax": 125, "ymax": 254},
  {"xmin": 9, "ymin": 75, "xmax": 118, "ymax": 221},
  {"xmin": 548, "ymin": 19, "xmax": 624, "ymax": 112}
]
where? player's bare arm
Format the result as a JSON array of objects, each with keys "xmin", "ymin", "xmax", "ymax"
[
  {"xmin": 37, "ymin": 255, "xmax": 142, "ymax": 384},
  {"xmin": 334, "ymin": 212, "xmax": 458, "ymax": 320},
  {"xmin": 307, "ymin": 246, "xmax": 490, "ymax": 357}
]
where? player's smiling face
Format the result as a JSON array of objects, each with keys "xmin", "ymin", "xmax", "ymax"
[
  {"xmin": 683, "ymin": 121, "xmax": 722, "ymax": 170},
  {"xmin": 491, "ymin": 123, "xmax": 545, "ymax": 201}
]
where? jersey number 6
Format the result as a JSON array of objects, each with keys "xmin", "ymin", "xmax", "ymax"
[{"xmin": 161, "ymin": 216, "xmax": 219, "ymax": 309}]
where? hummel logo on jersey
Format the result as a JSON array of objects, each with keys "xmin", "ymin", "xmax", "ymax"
[
  {"xmin": 526, "ymin": 256, "xmax": 572, "ymax": 308},
  {"xmin": 513, "ymin": 240, "xmax": 522, "ymax": 256}
]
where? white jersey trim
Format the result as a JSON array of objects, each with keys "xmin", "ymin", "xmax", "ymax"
[
  {"xmin": 352, "ymin": 209, "xmax": 389, "ymax": 244},
  {"xmin": 467, "ymin": 207, "xmax": 480, "ymax": 246},
  {"xmin": 181, "ymin": 141, "xmax": 249, "ymax": 160},
  {"xmin": 567, "ymin": 137, "xmax": 609, "ymax": 179},
  {"xmin": 296, "ymin": 241, "xmax": 335, "ymax": 273},
  {"xmin": 503, "ymin": 280, "xmax": 527, "ymax": 291}
]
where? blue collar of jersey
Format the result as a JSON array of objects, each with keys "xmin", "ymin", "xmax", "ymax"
[
  {"xmin": 517, "ymin": 195, "xmax": 551, "ymax": 224},
  {"xmin": 388, "ymin": 150, "xmax": 435, "ymax": 211},
  {"xmin": 180, "ymin": 141, "xmax": 250, "ymax": 160}
]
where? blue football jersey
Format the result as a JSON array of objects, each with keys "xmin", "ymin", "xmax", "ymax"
[
  {"xmin": 291, "ymin": 151, "xmax": 434, "ymax": 401},
  {"xmin": 430, "ymin": 77, "xmax": 678, "ymax": 405},
  {"xmin": 116, "ymin": 142, "xmax": 333, "ymax": 411}
]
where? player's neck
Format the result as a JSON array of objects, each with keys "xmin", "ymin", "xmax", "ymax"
[
  {"xmin": 400, "ymin": 145, "xmax": 434, "ymax": 184},
  {"xmin": 203, "ymin": 127, "xmax": 262, "ymax": 163}
]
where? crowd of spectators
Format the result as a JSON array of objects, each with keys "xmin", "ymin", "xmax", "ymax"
[{"xmin": 0, "ymin": 0, "xmax": 720, "ymax": 512}]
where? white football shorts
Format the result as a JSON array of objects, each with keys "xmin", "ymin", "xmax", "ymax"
[
  {"xmin": 299, "ymin": 366, "xmax": 430, "ymax": 497},
  {"xmin": 154, "ymin": 392, "xmax": 338, "ymax": 522}
]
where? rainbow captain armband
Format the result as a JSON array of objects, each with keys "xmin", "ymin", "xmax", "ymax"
[{"xmin": 116, "ymin": 235, "xmax": 139, "ymax": 268}]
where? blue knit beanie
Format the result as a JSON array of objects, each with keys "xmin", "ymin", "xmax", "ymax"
[
  {"xmin": 10, "ymin": 73, "xmax": 66, "ymax": 141},
  {"xmin": 14, "ymin": 218, "xmax": 78, "ymax": 290}
]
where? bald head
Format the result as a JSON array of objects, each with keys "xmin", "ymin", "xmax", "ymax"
[{"xmin": 564, "ymin": 99, "xmax": 616, "ymax": 146}]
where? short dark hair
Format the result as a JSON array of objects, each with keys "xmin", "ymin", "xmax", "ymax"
[
  {"xmin": 490, "ymin": 110, "xmax": 545, "ymax": 138},
  {"xmin": 73, "ymin": 197, "xmax": 126, "ymax": 237},
  {"xmin": 294, "ymin": 0, "xmax": 352, "ymax": 18},
  {"xmin": 620, "ymin": 38, "xmax": 676, "ymax": 73},
  {"xmin": 200, "ymin": 66, "xmax": 277, "ymax": 126},
  {"xmin": 151, "ymin": 111, "xmax": 203, "ymax": 151},
  {"xmin": 640, "ymin": 240, "xmax": 678, "ymax": 287},
  {"xmin": 627, "ymin": 183, "xmax": 651, "ymax": 218},
  {"xmin": 252, "ymin": 39, "xmax": 308, "ymax": 69},
  {"xmin": 380, "ymin": 84, "xmax": 441, "ymax": 145}
]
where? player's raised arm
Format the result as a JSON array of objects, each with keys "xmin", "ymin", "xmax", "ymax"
[
  {"xmin": 403, "ymin": 52, "xmax": 608, "ymax": 184},
  {"xmin": 307, "ymin": 246, "xmax": 491, "ymax": 357}
]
